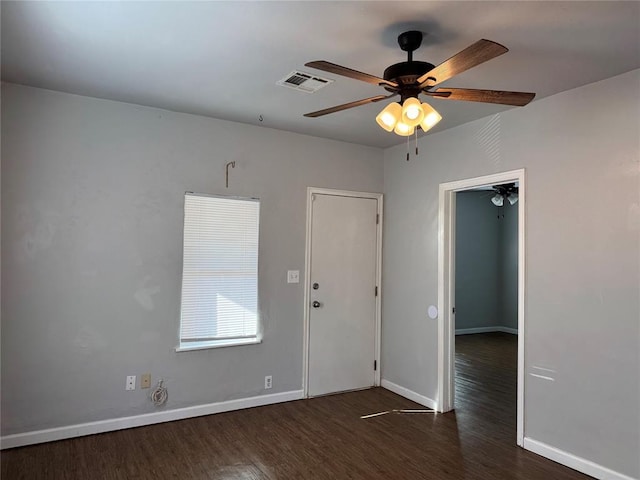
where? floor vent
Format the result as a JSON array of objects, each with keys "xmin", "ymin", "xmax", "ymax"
[{"xmin": 277, "ymin": 70, "xmax": 333, "ymax": 93}]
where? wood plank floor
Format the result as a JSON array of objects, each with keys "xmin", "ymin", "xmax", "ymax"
[{"xmin": 2, "ymin": 333, "xmax": 590, "ymax": 479}]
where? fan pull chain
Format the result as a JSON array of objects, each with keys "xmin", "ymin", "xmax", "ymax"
[
  {"xmin": 415, "ymin": 130, "xmax": 419, "ymax": 156},
  {"xmin": 406, "ymin": 135, "xmax": 410, "ymax": 161}
]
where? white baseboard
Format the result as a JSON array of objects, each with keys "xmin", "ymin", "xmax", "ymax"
[
  {"xmin": 455, "ymin": 326, "xmax": 518, "ymax": 335},
  {"xmin": 380, "ymin": 379, "xmax": 438, "ymax": 410},
  {"xmin": 1, "ymin": 389, "xmax": 304, "ymax": 450},
  {"xmin": 524, "ymin": 437, "xmax": 637, "ymax": 480}
]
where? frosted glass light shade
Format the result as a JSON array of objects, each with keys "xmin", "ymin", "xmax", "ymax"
[
  {"xmin": 375, "ymin": 102, "xmax": 402, "ymax": 132},
  {"xmin": 394, "ymin": 121, "xmax": 415, "ymax": 136},
  {"xmin": 491, "ymin": 194, "xmax": 504, "ymax": 206},
  {"xmin": 401, "ymin": 97, "xmax": 425, "ymax": 127},
  {"xmin": 507, "ymin": 192, "xmax": 519, "ymax": 205},
  {"xmin": 419, "ymin": 103, "xmax": 442, "ymax": 132}
]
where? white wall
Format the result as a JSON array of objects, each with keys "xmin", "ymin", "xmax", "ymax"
[
  {"xmin": 0, "ymin": 83, "xmax": 383, "ymax": 436},
  {"xmin": 382, "ymin": 69, "xmax": 639, "ymax": 478}
]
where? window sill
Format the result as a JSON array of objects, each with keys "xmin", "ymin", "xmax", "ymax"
[{"xmin": 175, "ymin": 338, "xmax": 262, "ymax": 352}]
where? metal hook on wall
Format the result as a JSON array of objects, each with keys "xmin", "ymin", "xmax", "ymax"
[{"xmin": 225, "ymin": 161, "xmax": 236, "ymax": 188}]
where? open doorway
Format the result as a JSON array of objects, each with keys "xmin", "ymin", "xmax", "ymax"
[
  {"xmin": 454, "ymin": 185, "xmax": 519, "ymax": 442},
  {"xmin": 437, "ymin": 169, "xmax": 525, "ymax": 446}
]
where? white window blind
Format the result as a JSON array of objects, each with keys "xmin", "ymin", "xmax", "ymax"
[{"xmin": 179, "ymin": 193, "xmax": 260, "ymax": 350}]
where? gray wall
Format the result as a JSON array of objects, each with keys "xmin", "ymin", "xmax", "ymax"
[
  {"xmin": 382, "ymin": 69, "xmax": 639, "ymax": 478},
  {"xmin": 499, "ymin": 201, "xmax": 518, "ymax": 330},
  {"xmin": 0, "ymin": 83, "xmax": 383, "ymax": 435},
  {"xmin": 454, "ymin": 191, "xmax": 500, "ymax": 330},
  {"xmin": 454, "ymin": 191, "xmax": 519, "ymax": 332}
]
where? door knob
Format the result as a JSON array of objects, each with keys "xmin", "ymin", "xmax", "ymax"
[{"xmin": 312, "ymin": 301, "xmax": 321, "ymax": 308}]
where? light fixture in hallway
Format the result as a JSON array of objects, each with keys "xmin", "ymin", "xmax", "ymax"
[{"xmin": 491, "ymin": 183, "xmax": 518, "ymax": 206}]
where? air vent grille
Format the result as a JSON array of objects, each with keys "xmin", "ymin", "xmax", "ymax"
[{"xmin": 277, "ymin": 70, "xmax": 333, "ymax": 93}]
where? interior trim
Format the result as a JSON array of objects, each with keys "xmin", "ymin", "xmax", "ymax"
[
  {"xmin": 455, "ymin": 326, "xmax": 518, "ymax": 335},
  {"xmin": 381, "ymin": 379, "xmax": 437, "ymax": 410},
  {"xmin": 1, "ymin": 390, "xmax": 304, "ymax": 450},
  {"xmin": 438, "ymin": 168, "xmax": 526, "ymax": 446},
  {"xmin": 523, "ymin": 437, "xmax": 637, "ymax": 480}
]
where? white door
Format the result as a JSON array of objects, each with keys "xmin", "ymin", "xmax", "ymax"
[{"xmin": 308, "ymin": 193, "xmax": 378, "ymax": 397}]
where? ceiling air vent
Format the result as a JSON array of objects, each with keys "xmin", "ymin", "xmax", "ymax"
[{"xmin": 277, "ymin": 70, "xmax": 333, "ymax": 93}]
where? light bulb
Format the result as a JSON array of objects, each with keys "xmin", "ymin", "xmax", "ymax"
[
  {"xmin": 380, "ymin": 112, "xmax": 396, "ymax": 127},
  {"xmin": 419, "ymin": 103, "xmax": 442, "ymax": 132},
  {"xmin": 375, "ymin": 102, "xmax": 402, "ymax": 132},
  {"xmin": 406, "ymin": 105, "xmax": 421, "ymax": 120},
  {"xmin": 394, "ymin": 121, "xmax": 414, "ymax": 136},
  {"xmin": 423, "ymin": 112, "xmax": 440, "ymax": 128},
  {"xmin": 401, "ymin": 97, "xmax": 424, "ymax": 127}
]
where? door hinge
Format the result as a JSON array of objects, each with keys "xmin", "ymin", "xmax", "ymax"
[
  {"xmin": 374, "ymin": 360, "xmax": 377, "ymax": 371},
  {"xmin": 375, "ymin": 286, "xmax": 378, "ymax": 297},
  {"xmin": 376, "ymin": 213, "xmax": 380, "ymax": 224}
]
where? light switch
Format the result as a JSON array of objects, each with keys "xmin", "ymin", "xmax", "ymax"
[{"xmin": 287, "ymin": 270, "xmax": 300, "ymax": 283}]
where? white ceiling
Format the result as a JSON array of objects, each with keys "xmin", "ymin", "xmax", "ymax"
[{"xmin": 2, "ymin": 1, "xmax": 639, "ymax": 148}]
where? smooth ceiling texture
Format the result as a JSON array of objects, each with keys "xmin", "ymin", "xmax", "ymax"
[{"xmin": 2, "ymin": 1, "xmax": 639, "ymax": 148}]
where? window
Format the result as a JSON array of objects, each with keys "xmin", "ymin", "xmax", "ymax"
[{"xmin": 178, "ymin": 193, "xmax": 260, "ymax": 351}]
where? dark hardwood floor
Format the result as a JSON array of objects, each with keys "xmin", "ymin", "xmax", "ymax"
[
  {"xmin": 455, "ymin": 332, "xmax": 519, "ymax": 448},
  {"xmin": 2, "ymin": 333, "xmax": 589, "ymax": 479}
]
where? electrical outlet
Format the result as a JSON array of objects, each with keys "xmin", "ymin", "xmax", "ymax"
[
  {"xmin": 264, "ymin": 375, "xmax": 272, "ymax": 389},
  {"xmin": 141, "ymin": 373, "xmax": 151, "ymax": 389},
  {"xmin": 126, "ymin": 375, "xmax": 136, "ymax": 391}
]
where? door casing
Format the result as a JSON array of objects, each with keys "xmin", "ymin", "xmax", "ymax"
[
  {"xmin": 303, "ymin": 187, "xmax": 383, "ymax": 398},
  {"xmin": 438, "ymin": 169, "xmax": 526, "ymax": 446}
]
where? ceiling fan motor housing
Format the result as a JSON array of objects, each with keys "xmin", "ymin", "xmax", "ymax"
[
  {"xmin": 383, "ymin": 61, "xmax": 435, "ymax": 97},
  {"xmin": 384, "ymin": 30, "xmax": 435, "ymax": 99},
  {"xmin": 494, "ymin": 183, "xmax": 518, "ymax": 195}
]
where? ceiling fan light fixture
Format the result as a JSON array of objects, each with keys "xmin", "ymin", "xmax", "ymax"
[
  {"xmin": 491, "ymin": 194, "xmax": 504, "ymax": 206},
  {"xmin": 394, "ymin": 121, "xmax": 414, "ymax": 136},
  {"xmin": 304, "ymin": 34, "xmax": 536, "ymax": 134},
  {"xmin": 419, "ymin": 103, "xmax": 442, "ymax": 132},
  {"xmin": 401, "ymin": 97, "xmax": 424, "ymax": 127},
  {"xmin": 507, "ymin": 192, "xmax": 519, "ymax": 205},
  {"xmin": 375, "ymin": 102, "xmax": 402, "ymax": 132}
]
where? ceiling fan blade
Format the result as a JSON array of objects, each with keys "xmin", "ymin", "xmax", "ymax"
[
  {"xmin": 422, "ymin": 90, "xmax": 452, "ymax": 98},
  {"xmin": 306, "ymin": 61, "xmax": 398, "ymax": 89},
  {"xmin": 417, "ymin": 39, "xmax": 508, "ymax": 87},
  {"xmin": 304, "ymin": 94, "xmax": 396, "ymax": 118},
  {"xmin": 431, "ymin": 88, "xmax": 536, "ymax": 106}
]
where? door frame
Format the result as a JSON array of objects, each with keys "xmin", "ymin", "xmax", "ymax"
[
  {"xmin": 437, "ymin": 169, "xmax": 525, "ymax": 446},
  {"xmin": 302, "ymin": 187, "xmax": 383, "ymax": 398}
]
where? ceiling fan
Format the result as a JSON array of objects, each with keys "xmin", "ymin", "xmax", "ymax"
[
  {"xmin": 490, "ymin": 183, "xmax": 519, "ymax": 206},
  {"xmin": 303, "ymin": 31, "xmax": 535, "ymax": 136}
]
